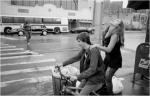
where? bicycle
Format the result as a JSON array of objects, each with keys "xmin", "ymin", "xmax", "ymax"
[{"xmin": 52, "ymin": 65, "xmax": 108, "ymax": 95}]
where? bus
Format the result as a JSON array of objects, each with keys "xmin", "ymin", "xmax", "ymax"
[
  {"xmin": 0, "ymin": 1, "xmax": 93, "ymax": 35},
  {"xmin": 0, "ymin": 15, "xmax": 68, "ymax": 35}
]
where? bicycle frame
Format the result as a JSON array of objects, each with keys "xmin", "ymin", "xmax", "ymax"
[
  {"xmin": 54, "ymin": 66, "xmax": 106, "ymax": 95},
  {"xmin": 55, "ymin": 66, "xmax": 80, "ymax": 95}
]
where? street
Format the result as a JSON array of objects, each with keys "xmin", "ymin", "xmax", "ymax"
[{"xmin": 0, "ymin": 31, "xmax": 148, "ymax": 95}]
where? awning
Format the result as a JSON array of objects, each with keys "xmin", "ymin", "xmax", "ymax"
[{"xmin": 127, "ymin": 0, "xmax": 149, "ymax": 10}]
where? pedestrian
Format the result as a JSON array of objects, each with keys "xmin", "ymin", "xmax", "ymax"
[
  {"xmin": 59, "ymin": 32, "xmax": 105, "ymax": 95},
  {"xmin": 23, "ymin": 21, "xmax": 31, "ymax": 45},
  {"xmin": 91, "ymin": 19, "xmax": 125, "ymax": 95}
]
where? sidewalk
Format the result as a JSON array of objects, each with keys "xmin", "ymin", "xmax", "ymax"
[{"xmin": 114, "ymin": 47, "xmax": 149, "ymax": 95}]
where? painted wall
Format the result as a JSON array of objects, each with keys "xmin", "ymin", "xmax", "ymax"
[{"xmin": 0, "ymin": 0, "xmax": 92, "ymax": 20}]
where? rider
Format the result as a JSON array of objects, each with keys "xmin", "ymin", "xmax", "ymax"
[
  {"xmin": 59, "ymin": 32, "xmax": 105, "ymax": 95},
  {"xmin": 91, "ymin": 19, "xmax": 125, "ymax": 95}
]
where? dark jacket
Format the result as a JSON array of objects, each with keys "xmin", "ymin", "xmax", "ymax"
[
  {"xmin": 23, "ymin": 23, "xmax": 31, "ymax": 31},
  {"xmin": 63, "ymin": 47, "xmax": 105, "ymax": 85}
]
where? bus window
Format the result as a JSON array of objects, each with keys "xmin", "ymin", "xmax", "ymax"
[
  {"xmin": 25, "ymin": 17, "xmax": 34, "ymax": 23},
  {"xmin": 34, "ymin": 18, "xmax": 42, "ymax": 23},
  {"xmin": 42, "ymin": 18, "xmax": 61, "ymax": 24},
  {"xmin": 42, "ymin": 18, "xmax": 50, "ymax": 24},
  {"xmin": 14, "ymin": 17, "xmax": 25, "ymax": 23},
  {"xmin": 53, "ymin": 18, "xmax": 61, "ymax": 24},
  {"xmin": 2, "ymin": 16, "xmax": 14, "ymax": 23}
]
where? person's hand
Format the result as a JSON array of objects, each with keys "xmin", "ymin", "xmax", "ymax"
[
  {"xmin": 90, "ymin": 44, "xmax": 99, "ymax": 49},
  {"xmin": 70, "ymin": 75, "xmax": 77, "ymax": 81},
  {"xmin": 54, "ymin": 63, "xmax": 63, "ymax": 72},
  {"xmin": 56, "ymin": 63, "xmax": 63, "ymax": 68}
]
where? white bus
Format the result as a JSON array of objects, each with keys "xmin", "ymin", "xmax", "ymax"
[
  {"xmin": 0, "ymin": 15, "xmax": 68, "ymax": 34},
  {"xmin": 0, "ymin": 1, "xmax": 92, "ymax": 35}
]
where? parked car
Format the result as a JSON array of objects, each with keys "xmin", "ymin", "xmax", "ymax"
[
  {"xmin": 3, "ymin": 28, "xmax": 19, "ymax": 34},
  {"xmin": 18, "ymin": 24, "xmax": 48, "ymax": 36},
  {"xmin": 70, "ymin": 27, "xmax": 94, "ymax": 34}
]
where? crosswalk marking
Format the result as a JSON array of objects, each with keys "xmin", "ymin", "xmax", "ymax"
[
  {"xmin": 0, "ymin": 36, "xmax": 18, "ymax": 40},
  {"xmin": 0, "ymin": 48, "xmax": 24, "ymax": 52},
  {"xmin": 1, "ymin": 66, "xmax": 53, "ymax": 76},
  {"xmin": 0, "ymin": 46, "xmax": 16, "ymax": 49},
  {"xmin": 0, "ymin": 51, "xmax": 37, "ymax": 57},
  {"xmin": 0, "ymin": 43, "xmax": 55, "ymax": 90},
  {"xmin": 1, "ymin": 43, "xmax": 9, "ymax": 46},
  {"xmin": 1, "ymin": 76, "xmax": 52, "ymax": 88},
  {"xmin": 0, "ymin": 54, "xmax": 43, "ymax": 60},
  {"xmin": 0, "ymin": 59, "xmax": 56, "ymax": 67}
]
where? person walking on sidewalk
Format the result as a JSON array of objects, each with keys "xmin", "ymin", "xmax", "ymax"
[
  {"xmin": 23, "ymin": 22, "xmax": 31, "ymax": 45},
  {"xmin": 91, "ymin": 19, "xmax": 125, "ymax": 95},
  {"xmin": 59, "ymin": 32, "xmax": 105, "ymax": 95}
]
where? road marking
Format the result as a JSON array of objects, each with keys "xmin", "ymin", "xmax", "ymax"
[
  {"xmin": 0, "ymin": 51, "xmax": 37, "ymax": 57},
  {"xmin": 0, "ymin": 46, "xmax": 16, "ymax": 49},
  {"xmin": 0, "ymin": 59, "xmax": 56, "ymax": 67},
  {"xmin": 1, "ymin": 76, "xmax": 52, "ymax": 88},
  {"xmin": 1, "ymin": 43, "xmax": 9, "ymax": 46},
  {"xmin": 0, "ymin": 36, "xmax": 18, "ymax": 40},
  {"xmin": 0, "ymin": 48, "xmax": 24, "ymax": 52},
  {"xmin": 1, "ymin": 66, "xmax": 53, "ymax": 76},
  {"xmin": 0, "ymin": 54, "xmax": 43, "ymax": 60}
]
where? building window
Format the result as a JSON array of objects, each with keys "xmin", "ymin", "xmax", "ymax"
[
  {"xmin": 30, "ymin": 0, "xmax": 36, "ymax": 6},
  {"xmin": 11, "ymin": 0, "xmax": 78, "ymax": 10}
]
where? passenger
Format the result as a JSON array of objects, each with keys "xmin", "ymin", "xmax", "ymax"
[
  {"xmin": 59, "ymin": 32, "xmax": 105, "ymax": 95},
  {"xmin": 23, "ymin": 22, "xmax": 31, "ymax": 45},
  {"xmin": 91, "ymin": 19, "xmax": 125, "ymax": 95}
]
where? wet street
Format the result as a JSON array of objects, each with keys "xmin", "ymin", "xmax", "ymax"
[{"xmin": 0, "ymin": 31, "xmax": 148, "ymax": 95}]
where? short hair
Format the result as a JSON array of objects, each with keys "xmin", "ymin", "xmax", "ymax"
[{"xmin": 76, "ymin": 32, "xmax": 92, "ymax": 45}]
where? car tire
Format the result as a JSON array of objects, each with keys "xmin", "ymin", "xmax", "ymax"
[
  {"xmin": 4, "ymin": 28, "xmax": 11, "ymax": 34},
  {"xmin": 18, "ymin": 31, "xmax": 24, "ymax": 36},
  {"xmin": 54, "ymin": 27, "xmax": 61, "ymax": 34},
  {"xmin": 42, "ymin": 31, "xmax": 47, "ymax": 36}
]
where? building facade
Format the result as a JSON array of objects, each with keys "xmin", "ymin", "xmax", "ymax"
[{"xmin": 0, "ymin": 0, "xmax": 93, "ymax": 30}]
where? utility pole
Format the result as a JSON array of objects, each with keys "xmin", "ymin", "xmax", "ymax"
[{"xmin": 92, "ymin": 0, "xmax": 103, "ymax": 44}]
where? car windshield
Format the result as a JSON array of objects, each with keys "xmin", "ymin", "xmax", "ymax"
[
  {"xmin": 75, "ymin": 27, "xmax": 87, "ymax": 30},
  {"xmin": 31, "ymin": 25, "xmax": 42, "ymax": 29}
]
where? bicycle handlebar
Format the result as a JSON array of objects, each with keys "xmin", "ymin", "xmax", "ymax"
[{"xmin": 55, "ymin": 65, "xmax": 71, "ymax": 81}]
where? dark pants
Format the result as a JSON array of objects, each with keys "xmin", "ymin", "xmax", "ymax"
[
  {"xmin": 105, "ymin": 67, "xmax": 118, "ymax": 95},
  {"xmin": 24, "ymin": 31, "xmax": 31, "ymax": 43},
  {"xmin": 78, "ymin": 80, "xmax": 103, "ymax": 95}
]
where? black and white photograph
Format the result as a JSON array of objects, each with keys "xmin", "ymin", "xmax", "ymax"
[{"xmin": 0, "ymin": 0, "xmax": 149, "ymax": 95}]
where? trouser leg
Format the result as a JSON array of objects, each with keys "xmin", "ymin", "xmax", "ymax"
[
  {"xmin": 26, "ymin": 32, "xmax": 31, "ymax": 43},
  {"xmin": 105, "ymin": 67, "xmax": 118, "ymax": 95},
  {"xmin": 79, "ymin": 83, "xmax": 102, "ymax": 95}
]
